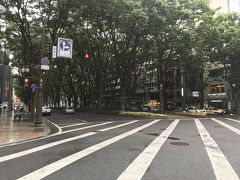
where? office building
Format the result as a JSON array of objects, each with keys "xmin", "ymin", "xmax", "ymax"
[
  {"xmin": 0, "ymin": 50, "xmax": 12, "ymax": 110},
  {"xmin": 209, "ymin": 0, "xmax": 240, "ymax": 13}
]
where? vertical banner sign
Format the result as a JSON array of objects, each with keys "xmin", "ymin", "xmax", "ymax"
[
  {"xmin": 57, "ymin": 38, "xmax": 73, "ymax": 59},
  {"xmin": 52, "ymin": 46, "xmax": 57, "ymax": 58}
]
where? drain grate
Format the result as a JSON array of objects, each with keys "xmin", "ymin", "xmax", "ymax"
[{"xmin": 170, "ymin": 142, "xmax": 189, "ymax": 146}]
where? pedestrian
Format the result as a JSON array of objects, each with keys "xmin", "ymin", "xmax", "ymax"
[{"xmin": 3, "ymin": 106, "xmax": 6, "ymax": 113}]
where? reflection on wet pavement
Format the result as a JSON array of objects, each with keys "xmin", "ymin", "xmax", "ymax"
[{"xmin": 0, "ymin": 112, "xmax": 50, "ymax": 144}]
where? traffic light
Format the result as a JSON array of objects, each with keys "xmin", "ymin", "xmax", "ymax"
[
  {"xmin": 24, "ymin": 77, "xmax": 29, "ymax": 87},
  {"xmin": 83, "ymin": 53, "xmax": 90, "ymax": 59},
  {"xmin": 77, "ymin": 51, "xmax": 91, "ymax": 59}
]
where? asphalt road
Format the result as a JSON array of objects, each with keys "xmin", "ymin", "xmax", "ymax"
[{"xmin": 0, "ymin": 112, "xmax": 239, "ymax": 180}]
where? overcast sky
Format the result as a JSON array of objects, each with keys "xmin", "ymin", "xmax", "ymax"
[{"xmin": 229, "ymin": 0, "xmax": 240, "ymax": 13}]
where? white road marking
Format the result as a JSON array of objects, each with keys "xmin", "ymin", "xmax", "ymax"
[
  {"xmin": 17, "ymin": 120, "xmax": 160, "ymax": 180},
  {"xmin": 226, "ymin": 118, "xmax": 240, "ymax": 124},
  {"xmin": 211, "ymin": 118, "xmax": 240, "ymax": 135},
  {"xmin": 45, "ymin": 119, "xmax": 63, "ymax": 134},
  {"xmin": 117, "ymin": 119, "xmax": 179, "ymax": 180},
  {"xmin": 98, "ymin": 120, "xmax": 139, "ymax": 132},
  {"xmin": 195, "ymin": 119, "xmax": 239, "ymax": 180},
  {"xmin": 61, "ymin": 123, "xmax": 86, "ymax": 129},
  {"xmin": 80, "ymin": 120, "xmax": 88, "ymax": 123},
  {"xmin": 0, "ymin": 120, "xmax": 139, "ymax": 163},
  {"xmin": 0, "ymin": 121, "xmax": 112, "ymax": 149},
  {"xmin": 0, "ymin": 132, "xmax": 96, "ymax": 163},
  {"xmin": 60, "ymin": 122, "xmax": 113, "ymax": 134}
]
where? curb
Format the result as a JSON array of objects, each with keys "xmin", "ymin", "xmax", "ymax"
[
  {"xmin": 174, "ymin": 112, "xmax": 207, "ymax": 118},
  {"xmin": 43, "ymin": 118, "xmax": 62, "ymax": 135}
]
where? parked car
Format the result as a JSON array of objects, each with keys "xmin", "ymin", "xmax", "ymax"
[
  {"xmin": 63, "ymin": 106, "xmax": 75, "ymax": 114},
  {"xmin": 184, "ymin": 106, "xmax": 203, "ymax": 113},
  {"xmin": 143, "ymin": 104, "xmax": 158, "ymax": 112},
  {"xmin": 42, "ymin": 106, "xmax": 52, "ymax": 116},
  {"xmin": 185, "ymin": 106, "xmax": 198, "ymax": 113},
  {"xmin": 206, "ymin": 107, "xmax": 225, "ymax": 115}
]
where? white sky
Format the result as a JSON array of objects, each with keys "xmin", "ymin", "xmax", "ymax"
[{"xmin": 229, "ymin": 0, "xmax": 240, "ymax": 13}]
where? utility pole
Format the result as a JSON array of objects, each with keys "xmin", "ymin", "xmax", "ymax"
[
  {"xmin": 159, "ymin": 61, "xmax": 165, "ymax": 112},
  {"xmin": 35, "ymin": 18, "xmax": 45, "ymax": 124}
]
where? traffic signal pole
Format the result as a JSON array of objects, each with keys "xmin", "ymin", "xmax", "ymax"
[{"xmin": 35, "ymin": 18, "xmax": 45, "ymax": 125}]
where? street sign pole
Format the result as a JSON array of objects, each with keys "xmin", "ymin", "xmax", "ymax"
[{"xmin": 35, "ymin": 18, "xmax": 46, "ymax": 125}]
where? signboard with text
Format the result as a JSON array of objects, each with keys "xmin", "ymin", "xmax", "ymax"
[
  {"xmin": 52, "ymin": 46, "xmax": 57, "ymax": 58},
  {"xmin": 192, "ymin": 91, "xmax": 200, "ymax": 97}
]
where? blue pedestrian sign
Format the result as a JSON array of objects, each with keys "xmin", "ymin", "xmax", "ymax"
[
  {"xmin": 57, "ymin": 38, "xmax": 73, "ymax": 58},
  {"xmin": 31, "ymin": 83, "xmax": 38, "ymax": 92},
  {"xmin": 41, "ymin": 57, "xmax": 49, "ymax": 65}
]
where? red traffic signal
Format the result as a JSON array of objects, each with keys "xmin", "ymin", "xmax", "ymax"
[
  {"xmin": 24, "ymin": 78, "xmax": 29, "ymax": 87},
  {"xmin": 83, "ymin": 53, "xmax": 90, "ymax": 59},
  {"xmin": 24, "ymin": 78, "xmax": 29, "ymax": 83}
]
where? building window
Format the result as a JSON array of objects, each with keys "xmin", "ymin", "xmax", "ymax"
[{"xmin": 210, "ymin": 84, "xmax": 225, "ymax": 93}]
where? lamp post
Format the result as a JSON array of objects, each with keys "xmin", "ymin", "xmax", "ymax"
[{"xmin": 181, "ymin": 67, "xmax": 185, "ymax": 108}]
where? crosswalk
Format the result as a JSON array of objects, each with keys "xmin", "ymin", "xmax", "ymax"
[{"xmin": 0, "ymin": 117, "xmax": 240, "ymax": 180}]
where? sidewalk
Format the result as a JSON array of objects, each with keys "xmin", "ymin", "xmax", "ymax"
[{"xmin": 0, "ymin": 112, "xmax": 50, "ymax": 145}]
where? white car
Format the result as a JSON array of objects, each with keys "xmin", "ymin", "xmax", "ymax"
[
  {"xmin": 42, "ymin": 106, "xmax": 52, "ymax": 116},
  {"xmin": 185, "ymin": 107, "xmax": 197, "ymax": 112},
  {"xmin": 63, "ymin": 106, "xmax": 75, "ymax": 114}
]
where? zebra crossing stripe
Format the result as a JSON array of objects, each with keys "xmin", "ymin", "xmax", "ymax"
[
  {"xmin": 195, "ymin": 119, "xmax": 239, "ymax": 180},
  {"xmin": 211, "ymin": 118, "xmax": 240, "ymax": 135},
  {"xmin": 60, "ymin": 121, "xmax": 113, "ymax": 134},
  {"xmin": 0, "ymin": 121, "xmax": 111, "ymax": 149},
  {"xmin": 226, "ymin": 118, "xmax": 240, "ymax": 124},
  {"xmin": 0, "ymin": 121, "xmax": 138, "ymax": 163},
  {"xmin": 0, "ymin": 132, "xmax": 96, "ymax": 163},
  {"xmin": 61, "ymin": 123, "xmax": 86, "ymax": 128},
  {"xmin": 17, "ymin": 120, "xmax": 160, "ymax": 180},
  {"xmin": 117, "ymin": 119, "xmax": 179, "ymax": 180},
  {"xmin": 98, "ymin": 120, "xmax": 139, "ymax": 132}
]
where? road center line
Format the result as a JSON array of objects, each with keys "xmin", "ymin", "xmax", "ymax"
[
  {"xmin": 17, "ymin": 120, "xmax": 160, "ymax": 180},
  {"xmin": 117, "ymin": 119, "xmax": 179, "ymax": 180},
  {"xmin": 211, "ymin": 118, "xmax": 240, "ymax": 135},
  {"xmin": 0, "ymin": 121, "xmax": 139, "ymax": 163},
  {"xmin": 195, "ymin": 119, "xmax": 239, "ymax": 180}
]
